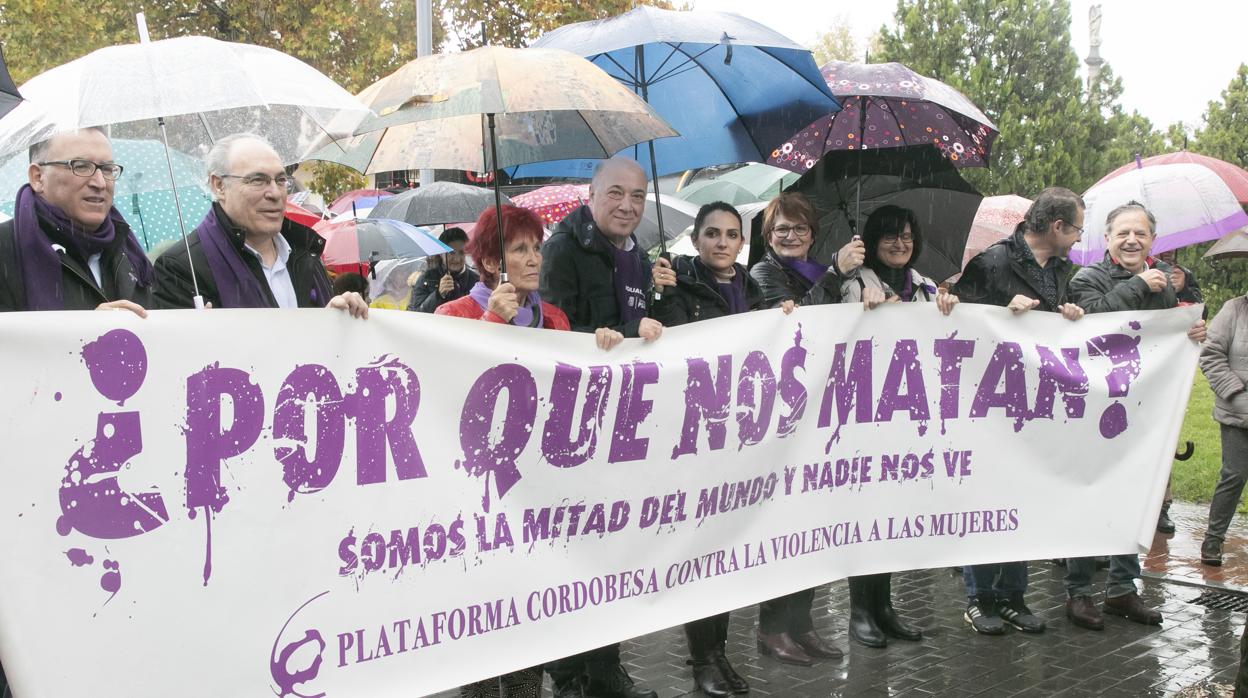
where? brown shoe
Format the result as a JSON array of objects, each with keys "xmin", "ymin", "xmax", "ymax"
[
  {"xmin": 756, "ymin": 631, "xmax": 813, "ymax": 666},
  {"xmin": 1104, "ymin": 592, "xmax": 1162, "ymax": 625},
  {"xmin": 1065, "ymin": 595, "xmax": 1104, "ymax": 631},
  {"xmin": 791, "ymin": 629, "xmax": 843, "ymax": 659}
]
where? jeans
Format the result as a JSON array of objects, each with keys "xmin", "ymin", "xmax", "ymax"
[
  {"xmin": 963, "ymin": 562, "xmax": 1028, "ymax": 600},
  {"xmin": 1208, "ymin": 423, "xmax": 1248, "ymax": 543},
  {"xmin": 1064, "ymin": 554, "xmax": 1141, "ymax": 598}
]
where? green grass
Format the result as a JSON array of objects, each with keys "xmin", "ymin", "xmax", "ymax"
[{"xmin": 1171, "ymin": 370, "xmax": 1245, "ymax": 511}]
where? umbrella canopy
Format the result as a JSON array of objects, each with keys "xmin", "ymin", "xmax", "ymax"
[
  {"xmin": 1204, "ymin": 229, "xmax": 1248, "ymax": 261},
  {"xmin": 635, "ymin": 193, "xmax": 704, "ymax": 251},
  {"xmin": 369, "ymin": 181, "xmax": 510, "ymax": 226},
  {"xmin": 511, "ymin": 184, "xmax": 590, "ymax": 226},
  {"xmin": 284, "ymin": 201, "xmax": 322, "ymax": 228},
  {"xmin": 1074, "ymin": 163, "xmax": 1248, "ymax": 265},
  {"xmin": 368, "ymin": 257, "xmax": 425, "ymax": 302},
  {"xmin": 769, "ymin": 61, "xmax": 997, "ymax": 175},
  {"xmin": 314, "ymin": 45, "xmax": 676, "ymax": 174},
  {"xmin": 288, "ymin": 190, "xmax": 326, "ymax": 215},
  {"xmin": 315, "ymin": 217, "xmax": 451, "ymax": 266},
  {"xmin": 676, "ymin": 179, "xmax": 762, "ymax": 207},
  {"xmin": 508, "ymin": 5, "xmax": 839, "ymax": 179},
  {"xmin": 0, "ymin": 36, "xmax": 369, "ymax": 164},
  {"xmin": 1097, "ymin": 152, "xmax": 1248, "ymax": 204},
  {"xmin": 786, "ymin": 145, "xmax": 983, "ymax": 282},
  {"xmin": 0, "ymin": 44, "xmax": 21, "ymax": 121},
  {"xmin": 328, "ymin": 189, "xmax": 393, "ymax": 217},
  {"xmin": 963, "ymin": 194, "xmax": 1033, "ymax": 269}
]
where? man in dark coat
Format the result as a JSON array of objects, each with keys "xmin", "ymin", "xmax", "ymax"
[
  {"xmin": 154, "ymin": 134, "xmax": 366, "ymax": 317},
  {"xmin": 0, "ymin": 127, "xmax": 154, "ymax": 315},
  {"xmin": 952, "ymin": 186, "xmax": 1088, "ymax": 638},
  {"xmin": 407, "ymin": 226, "xmax": 477, "ymax": 312},
  {"xmin": 538, "ymin": 157, "xmax": 658, "ymax": 698},
  {"xmin": 1064, "ymin": 200, "xmax": 1206, "ymax": 632}
]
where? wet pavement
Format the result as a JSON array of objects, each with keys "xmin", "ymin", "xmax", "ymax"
[{"xmin": 435, "ymin": 501, "xmax": 1246, "ymax": 697}]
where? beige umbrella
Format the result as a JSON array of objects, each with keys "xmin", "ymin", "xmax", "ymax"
[{"xmin": 1204, "ymin": 228, "xmax": 1248, "ymax": 261}]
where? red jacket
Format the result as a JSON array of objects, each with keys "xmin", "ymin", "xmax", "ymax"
[{"xmin": 435, "ymin": 295, "xmax": 571, "ymax": 330}]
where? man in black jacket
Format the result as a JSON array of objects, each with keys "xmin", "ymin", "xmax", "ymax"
[
  {"xmin": 407, "ymin": 227, "xmax": 477, "ymax": 312},
  {"xmin": 0, "ymin": 127, "xmax": 154, "ymax": 315},
  {"xmin": 538, "ymin": 157, "xmax": 657, "ymax": 698},
  {"xmin": 154, "ymin": 133, "xmax": 366, "ymax": 317},
  {"xmin": 952, "ymin": 186, "xmax": 1087, "ymax": 638}
]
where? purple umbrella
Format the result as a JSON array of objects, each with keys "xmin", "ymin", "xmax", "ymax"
[{"xmin": 768, "ymin": 61, "xmax": 997, "ymax": 174}]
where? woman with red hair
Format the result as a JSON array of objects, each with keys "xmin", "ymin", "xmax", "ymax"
[{"xmin": 437, "ymin": 205, "xmax": 577, "ymax": 334}]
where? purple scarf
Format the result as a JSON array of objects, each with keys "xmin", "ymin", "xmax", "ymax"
[
  {"xmin": 780, "ymin": 255, "xmax": 828, "ymax": 287},
  {"xmin": 11, "ymin": 184, "xmax": 153, "ymax": 310},
  {"xmin": 696, "ymin": 258, "xmax": 748, "ymax": 315},
  {"xmin": 608, "ymin": 240, "xmax": 648, "ymax": 323},
  {"xmin": 468, "ymin": 281, "xmax": 543, "ymax": 327},
  {"xmin": 195, "ymin": 207, "xmax": 331, "ymax": 309}
]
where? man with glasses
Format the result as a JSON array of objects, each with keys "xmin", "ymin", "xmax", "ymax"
[
  {"xmin": 154, "ymin": 133, "xmax": 366, "ymax": 316},
  {"xmin": 952, "ymin": 186, "xmax": 1088, "ymax": 637},
  {"xmin": 0, "ymin": 127, "xmax": 154, "ymax": 315}
]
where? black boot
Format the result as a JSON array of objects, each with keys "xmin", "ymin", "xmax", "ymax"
[
  {"xmin": 548, "ymin": 669, "xmax": 587, "ymax": 698},
  {"xmin": 685, "ymin": 618, "xmax": 733, "ymax": 697},
  {"xmin": 873, "ymin": 573, "xmax": 922, "ymax": 641},
  {"xmin": 586, "ymin": 661, "xmax": 658, "ymax": 698},
  {"xmin": 848, "ymin": 575, "xmax": 887, "ymax": 648},
  {"xmin": 712, "ymin": 613, "xmax": 749, "ymax": 694},
  {"xmin": 1157, "ymin": 500, "xmax": 1176, "ymax": 534}
]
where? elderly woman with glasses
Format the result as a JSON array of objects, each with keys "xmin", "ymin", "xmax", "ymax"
[{"xmin": 745, "ymin": 191, "xmax": 865, "ymax": 667}]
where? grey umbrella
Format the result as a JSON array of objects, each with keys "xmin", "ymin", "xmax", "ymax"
[
  {"xmin": 369, "ymin": 181, "xmax": 511, "ymax": 226},
  {"xmin": 1204, "ymin": 229, "xmax": 1248, "ymax": 261},
  {"xmin": 0, "ymin": 45, "xmax": 20, "ymax": 121}
]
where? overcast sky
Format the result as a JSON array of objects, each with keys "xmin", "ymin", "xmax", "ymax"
[{"xmin": 692, "ymin": 0, "xmax": 1247, "ymax": 131}]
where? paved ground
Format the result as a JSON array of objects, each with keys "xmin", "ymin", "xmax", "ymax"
[{"xmin": 437, "ymin": 501, "xmax": 1246, "ymax": 697}]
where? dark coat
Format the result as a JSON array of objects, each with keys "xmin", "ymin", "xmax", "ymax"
[
  {"xmin": 0, "ymin": 218, "xmax": 154, "ymax": 312},
  {"xmin": 407, "ymin": 264, "xmax": 478, "ymax": 313},
  {"xmin": 153, "ymin": 204, "xmax": 331, "ymax": 309},
  {"xmin": 539, "ymin": 204, "xmax": 652, "ymax": 336},
  {"xmin": 952, "ymin": 227, "xmax": 1076, "ymax": 311},
  {"xmin": 1068, "ymin": 256, "xmax": 1177, "ymax": 313},
  {"xmin": 748, "ymin": 248, "xmax": 845, "ymax": 308},
  {"xmin": 652, "ymin": 255, "xmax": 764, "ymax": 327}
]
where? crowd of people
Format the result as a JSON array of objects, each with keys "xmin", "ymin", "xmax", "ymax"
[{"xmin": 0, "ymin": 125, "xmax": 1240, "ymax": 698}]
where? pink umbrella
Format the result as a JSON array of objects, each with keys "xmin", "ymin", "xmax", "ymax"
[
  {"xmin": 962, "ymin": 194, "xmax": 1032, "ymax": 271},
  {"xmin": 1097, "ymin": 152, "xmax": 1248, "ymax": 204},
  {"xmin": 328, "ymin": 188, "xmax": 393, "ymax": 216},
  {"xmin": 512, "ymin": 184, "xmax": 590, "ymax": 226}
]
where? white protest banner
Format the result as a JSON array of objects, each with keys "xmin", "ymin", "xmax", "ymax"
[{"xmin": 0, "ymin": 303, "xmax": 1199, "ymax": 697}]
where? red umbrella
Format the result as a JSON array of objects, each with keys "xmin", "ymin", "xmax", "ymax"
[
  {"xmin": 284, "ymin": 200, "xmax": 321, "ymax": 228},
  {"xmin": 1097, "ymin": 152, "xmax": 1248, "ymax": 204},
  {"xmin": 511, "ymin": 184, "xmax": 590, "ymax": 226},
  {"xmin": 962, "ymin": 194, "xmax": 1032, "ymax": 271},
  {"xmin": 328, "ymin": 188, "xmax": 393, "ymax": 216}
]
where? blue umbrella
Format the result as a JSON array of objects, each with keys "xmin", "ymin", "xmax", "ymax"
[
  {"xmin": 318, "ymin": 217, "xmax": 452, "ymax": 267},
  {"xmin": 505, "ymin": 5, "xmax": 839, "ymax": 252}
]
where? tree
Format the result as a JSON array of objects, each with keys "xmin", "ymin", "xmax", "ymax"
[
  {"xmin": 441, "ymin": 0, "xmax": 675, "ymax": 50},
  {"xmin": 0, "ymin": 0, "xmax": 132, "ymax": 83},
  {"xmin": 810, "ymin": 15, "xmax": 858, "ymax": 66},
  {"xmin": 1194, "ymin": 64, "xmax": 1248, "ymax": 168}
]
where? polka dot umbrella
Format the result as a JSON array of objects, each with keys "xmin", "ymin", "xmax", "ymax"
[
  {"xmin": 768, "ymin": 61, "xmax": 997, "ymax": 175},
  {"xmin": 511, "ymin": 184, "xmax": 589, "ymax": 226}
]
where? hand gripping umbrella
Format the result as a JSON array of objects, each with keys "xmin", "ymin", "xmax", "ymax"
[
  {"xmin": 508, "ymin": 5, "xmax": 840, "ymax": 262},
  {"xmin": 0, "ymin": 34, "xmax": 371, "ymax": 307},
  {"xmin": 316, "ymin": 45, "xmax": 676, "ymax": 283}
]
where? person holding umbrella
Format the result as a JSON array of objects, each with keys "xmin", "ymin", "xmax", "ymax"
[
  {"xmin": 839, "ymin": 204, "xmax": 956, "ymax": 649},
  {"xmin": 408, "ymin": 227, "xmax": 478, "ymax": 312},
  {"xmin": 153, "ymin": 134, "xmax": 367, "ymax": 316},
  {"xmin": 652, "ymin": 201, "xmax": 795, "ymax": 695},
  {"xmin": 539, "ymin": 156, "xmax": 656, "ymax": 698},
  {"xmin": 0, "ymin": 127, "xmax": 154, "ymax": 315},
  {"xmin": 952, "ymin": 186, "xmax": 1089, "ymax": 636},
  {"xmin": 746, "ymin": 191, "xmax": 863, "ymax": 666}
]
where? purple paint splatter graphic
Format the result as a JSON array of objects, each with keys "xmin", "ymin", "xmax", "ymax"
[
  {"xmin": 457, "ymin": 364, "xmax": 537, "ymax": 511},
  {"xmin": 81, "ymin": 329, "xmax": 148, "ymax": 406},
  {"xmin": 270, "ymin": 591, "xmax": 330, "ymax": 698},
  {"xmin": 66, "ymin": 548, "xmax": 94, "ymax": 566},
  {"xmin": 1087, "ymin": 333, "xmax": 1142, "ymax": 439},
  {"xmin": 100, "ymin": 558, "xmax": 121, "ymax": 597}
]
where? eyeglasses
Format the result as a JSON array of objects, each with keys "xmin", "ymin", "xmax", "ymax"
[
  {"xmin": 772, "ymin": 224, "xmax": 812, "ymax": 239},
  {"xmin": 881, "ymin": 233, "xmax": 915, "ymax": 245},
  {"xmin": 38, "ymin": 159, "xmax": 124, "ymax": 181},
  {"xmin": 1063, "ymin": 220, "xmax": 1085, "ymax": 235},
  {"xmin": 220, "ymin": 173, "xmax": 295, "ymax": 192}
]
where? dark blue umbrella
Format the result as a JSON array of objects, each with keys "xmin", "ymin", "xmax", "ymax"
[{"xmin": 507, "ymin": 6, "xmax": 840, "ymax": 252}]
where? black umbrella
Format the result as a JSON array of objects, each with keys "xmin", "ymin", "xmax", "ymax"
[
  {"xmin": 766, "ymin": 145, "xmax": 982, "ymax": 282},
  {"xmin": 0, "ymin": 45, "xmax": 22, "ymax": 121}
]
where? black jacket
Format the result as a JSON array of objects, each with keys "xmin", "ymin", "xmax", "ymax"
[
  {"xmin": 407, "ymin": 264, "xmax": 478, "ymax": 313},
  {"xmin": 153, "ymin": 204, "xmax": 331, "ymax": 309},
  {"xmin": 540, "ymin": 205, "xmax": 652, "ymax": 336},
  {"xmin": 652, "ymin": 255, "xmax": 764, "ymax": 326},
  {"xmin": 953, "ymin": 227, "xmax": 1076, "ymax": 311},
  {"xmin": 1068, "ymin": 256, "xmax": 1177, "ymax": 313},
  {"xmin": 0, "ymin": 218, "xmax": 154, "ymax": 312},
  {"xmin": 748, "ymin": 248, "xmax": 845, "ymax": 308}
]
